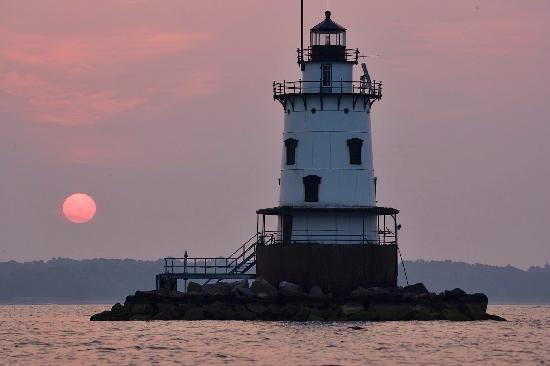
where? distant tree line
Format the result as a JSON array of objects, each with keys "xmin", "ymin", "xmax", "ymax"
[
  {"xmin": 0, "ymin": 258, "xmax": 548, "ymax": 304},
  {"xmin": 0, "ymin": 258, "xmax": 161, "ymax": 303},
  {"xmin": 398, "ymin": 260, "xmax": 550, "ymax": 304}
]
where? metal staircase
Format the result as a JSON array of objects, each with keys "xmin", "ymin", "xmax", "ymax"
[{"xmin": 155, "ymin": 233, "xmax": 273, "ymax": 290}]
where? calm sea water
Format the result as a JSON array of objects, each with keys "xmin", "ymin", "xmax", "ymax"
[{"xmin": 0, "ymin": 305, "xmax": 548, "ymax": 365}]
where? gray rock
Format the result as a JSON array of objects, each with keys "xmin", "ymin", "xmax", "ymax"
[
  {"xmin": 187, "ymin": 282, "xmax": 203, "ymax": 294},
  {"xmin": 350, "ymin": 286, "xmax": 368, "ymax": 298},
  {"xmin": 203, "ymin": 282, "xmax": 232, "ymax": 296},
  {"xmin": 250, "ymin": 277, "xmax": 278, "ymax": 299},
  {"xmin": 177, "ymin": 304, "xmax": 194, "ymax": 317},
  {"xmin": 232, "ymin": 286, "xmax": 254, "ymax": 299},
  {"xmin": 203, "ymin": 302, "xmax": 235, "ymax": 320},
  {"xmin": 111, "ymin": 303, "xmax": 124, "ymax": 313},
  {"xmin": 183, "ymin": 307, "xmax": 205, "ymax": 320},
  {"xmin": 404, "ymin": 283, "xmax": 429, "ymax": 294},
  {"xmin": 279, "ymin": 281, "xmax": 305, "ymax": 298},
  {"xmin": 464, "ymin": 293, "xmax": 489, "ymax": 319},
  {"xmin": 231, "ymin": 279, "xmax": 249, "ymax": 290},
  {"xmin": 309, "ymin": 286, "xmax": 325, "ymax": 300},
  {"xmin": 233, "ymin": 305, "xmax": 256, "ymax": 320},
  {"xmin": 90, "ymin": 311, "xmax": 112, "ymax": 321},
  {"xmin": 440, "ymin": 307, "xmax": 471, "ymax": 321},
  {"xmin": 369, "ymin": 304, "xmax": 415, "ymax": 321},
  {"xmin": 267, "ymin": 304, "xmax": 284, "ymax": 317},
  {"xmin": 351, "ymin": 286, "xmax": 401, "ymax": 302},
  {"xmin": 152, "ymin": 303, "xmax": 179, "ymax": 321},
  {"xmin": 484, "ymin": 313, "xmax": 507, "ymax": 321},
  {"xmin": 131, "ymin": 303, "xmax": 155, "ymax": 315},
  {"xmin": 246, "ymin": 303, "xmax": 268, "ymax": 315},
  {"xmin": 415, "ymin": 292, "xmax": 436, "ymax": 301},
  {"xmin": 341, "ymin": 302, "xmax": 365, "ymax": 316},
  {"xmin": 129, "ymin": 314, "xmax": 152, "ymax": 321},
  {"xmin": 440, "ymin": 288, "xmax": 467, "ymax": 300}
]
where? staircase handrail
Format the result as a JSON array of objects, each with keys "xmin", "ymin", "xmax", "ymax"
[{"xmin": 227, "ymin": 232, "xmax": 259, "ymax": 260}]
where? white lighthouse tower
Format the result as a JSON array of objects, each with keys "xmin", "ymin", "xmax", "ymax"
[
  {"xmin": 257, "ymin": 10, "xmax": 399, "ymax": 248},
  {"xmin": 156, "ymin": 7, "xmax": 401, "ymax": 294}
]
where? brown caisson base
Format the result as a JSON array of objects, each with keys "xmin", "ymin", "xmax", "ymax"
[{"xmin": 256, "ymin": 243, "xmax": 398, "ymax": 294}]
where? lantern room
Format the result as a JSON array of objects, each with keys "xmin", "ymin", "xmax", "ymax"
[{"xmin": 309, "ymin": 11, "xmax": 348, "ymax": 62}]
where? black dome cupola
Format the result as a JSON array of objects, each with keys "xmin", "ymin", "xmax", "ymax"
[
  {"xmin": 309, "ymin": 11, "xmax": 347, "ymax": 62},
  {"xmin": 311, "ymin": 11, "xmax": 347, "ymax": 41}
]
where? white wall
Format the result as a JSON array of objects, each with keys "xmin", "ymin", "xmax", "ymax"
[
  {"xmin": 302, "ymin": 62, "xmax": 354, "ymax": 93},
  {"xmin": 278, "ymin": 211, "xmax": 378, "ymax": 244},
  {"xmin": 279, "ymin": 95, "xmax": 375, "ymax": 206},
  {"xmin": 276, "ymin": 59, "xmax": 379, "ymax": 244}
]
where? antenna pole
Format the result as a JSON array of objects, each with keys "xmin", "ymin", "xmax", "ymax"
[{"xmin": 300, "ymin": 0, "xmax": 305, "ymax": 71}]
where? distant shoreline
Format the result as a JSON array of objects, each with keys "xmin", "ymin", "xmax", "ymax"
[{"xmin": 1, "ymin": 258, "xmax": 549, "ymax": 304}]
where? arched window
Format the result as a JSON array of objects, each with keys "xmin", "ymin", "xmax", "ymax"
[
  {"xmin": 285, "ymin": 138, "xmax": 298, "ymax": 165},
  {"xmin": 303, "ymin": 175, "xmax": 321, "ymax": 202},
  {"xmin": 347, "ymin": 138, "xmax": 364, "ymax": 165}
]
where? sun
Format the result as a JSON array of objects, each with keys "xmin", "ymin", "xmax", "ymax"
[{"xmin": 62, "ymin": 193, "xmax": 97, "ymax": 224}]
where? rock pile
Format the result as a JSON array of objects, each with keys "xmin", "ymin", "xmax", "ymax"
[{"xmin": 90, "ymin": 278, "xmax": 505, "ymax": 322}]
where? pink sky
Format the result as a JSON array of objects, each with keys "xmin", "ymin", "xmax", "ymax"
[{"xmin": 1, "ymin": 0, "xmax": 549, "ymax": 268}]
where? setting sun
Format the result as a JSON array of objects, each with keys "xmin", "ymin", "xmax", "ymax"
[{"xmin": 62, "ymin": 193, "xmax": 97, "ymax": 224}]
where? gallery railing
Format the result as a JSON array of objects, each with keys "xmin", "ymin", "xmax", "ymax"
[
  {"xmin": 259, "ymin": 229, "xmax": 396, "ymax": 245},
  {"xmin": 297, "ymin": 47, "xmax": 360, "ymax": 64},
  {"xmin": 273, "ymin": 80, "xmax": 382, "ymax": 99},
  {"xmin": 161, "ymin": 227, "xmax": 395, "ymax": 277}
]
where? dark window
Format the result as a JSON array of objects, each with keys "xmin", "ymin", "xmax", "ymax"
[
  {"xmin": 347, "ymin": 138, "xmax": 364, "ymax": 165},
  {"xmin": 285, "ymin": 138, "xmax": 298, "ymax": 165},
  {"xmin": 303, "ymin": 175, "xmax": 321, "ymax": 202},
  {"xmin": 322, "ymin": 64, "xmax": 332, "ymax": 87}
]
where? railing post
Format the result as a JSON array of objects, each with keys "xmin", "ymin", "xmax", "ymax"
[
  {"xmin": 183, "ymin": 251, "xmax": 188, "ymax": 274},
  {"xmin": 393, "ymin": 214, "xmax": 399, "ymax": 246},
  {"xmin": 362, "ymin": 212, "xmax": 365, "ymax": 245},
  {"xmin": 383, "ymin": 215, "xmax": 387, "ymax": 245},
  {"xmin": 262, "ymin": 214, "xmax": 266, "ymax": 243},
  {"xmin": 377, "ymin": 215, "xmax": 381, "ymax": 245}
]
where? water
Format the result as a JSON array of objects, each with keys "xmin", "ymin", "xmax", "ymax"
[{"xmin": 0, "ymin": 305, "xmax": 548, "ymax": 365}]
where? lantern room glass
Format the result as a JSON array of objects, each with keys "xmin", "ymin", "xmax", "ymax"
[{"xmin": 311, "ymin": 31, "xmax": 346, "ymax": 47}]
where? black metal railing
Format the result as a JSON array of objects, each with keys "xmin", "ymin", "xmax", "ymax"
[
  {"xmin": 260, "ymin": 229, "xmax": 396, "ymax": 246},
  {"xmin": 273, "ymin": 79, "xmax": 382, "ymax": 99},
  {"xmin": 161, "ymin": 226, "xmax": 395, "ymax": 277},
  {"xmin": 163, "ymin": 257, "xmax": 240, "ymax": 275},
  {"xmin": 163, "ymin": 232, "xmax": 265, "ymax": 276},
  {"xmin": 297, "ymin": 48, "xmax": 360, "ymax": 64}
]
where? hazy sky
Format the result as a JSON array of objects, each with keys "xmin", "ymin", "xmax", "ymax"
[{"xmin": 1, "ymin": 0, "xmax": 549, "ymax": 268}]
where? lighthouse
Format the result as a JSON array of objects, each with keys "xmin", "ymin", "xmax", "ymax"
[
  {"xmin": 156, "ymin": 8, "xmax": 401, "ymax": 294},
  {"xmin": 255, "ymin": 9, "xmax": 400, "ymax": 292}
]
